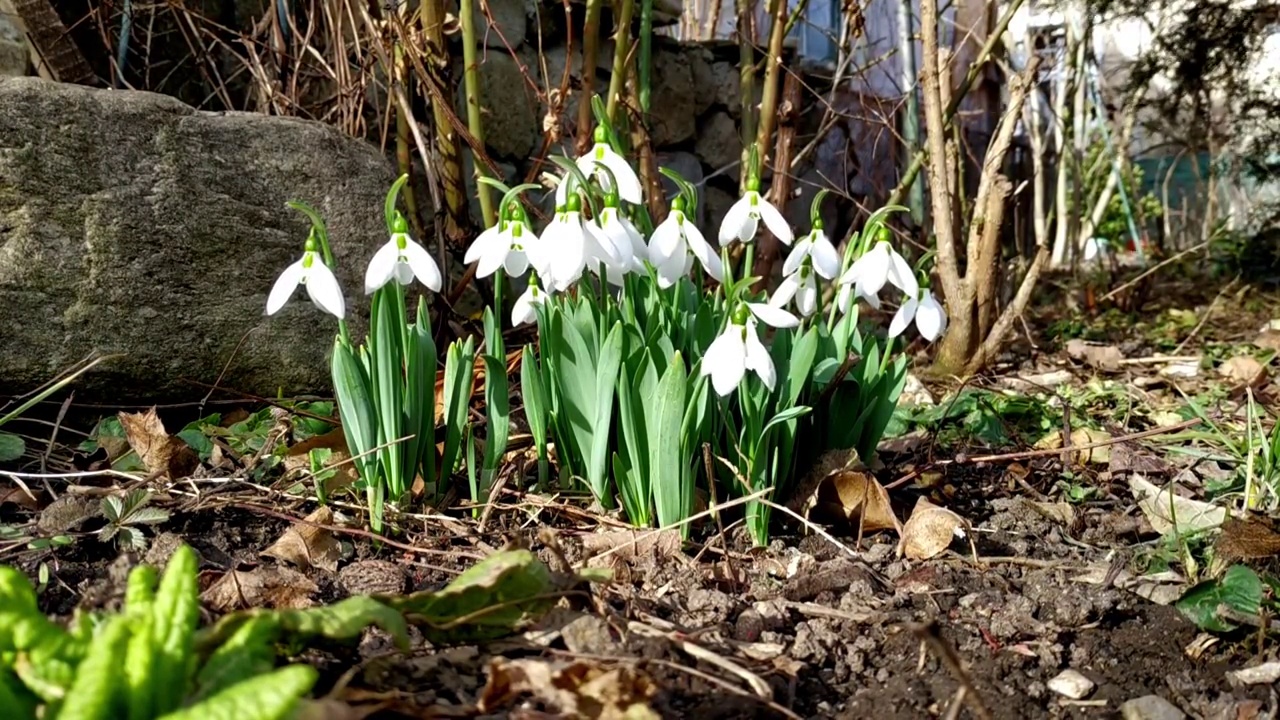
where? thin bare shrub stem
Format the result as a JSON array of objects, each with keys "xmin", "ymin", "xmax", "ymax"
[
  {"xmin": 605, "ymin": 0, "xmax": 637, "ymax": 124},
  {"xmin": 460, "ymin": 0, "xmax": 496, "ymax": 227},
  {"xmin": 754, "ymin": 0, "xmax": 790, "ymax": 169},
  {"xmin": 578, "ymin": 0, "xmax": 605, "ymax": 152},
  {"xmin": 735, "ymin": 0, "xmax": 756, "ymax": 193}
]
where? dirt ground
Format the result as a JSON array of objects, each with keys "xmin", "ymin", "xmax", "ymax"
[{"xmin": 7, "ymin": 471, "xmax": 1275, "ymax": 720}]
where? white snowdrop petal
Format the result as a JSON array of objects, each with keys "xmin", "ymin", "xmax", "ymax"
[
  {"xmin": 782, "ymin": 241, "xmax": 808, "ymax": 277},
  {"xmin": 598, "ymin": 148, "xmax": 644, "ymax": 205},
  {"xmin": 651, "ymin": 216, "xmax": 683, "ymax": 260},
  {"xmin": 835, "ymin": 284, "xmax": 853, "ymax": 314},
  {"xmin": 266, "ymin": 259, "xmax": 306, "ymax": 315},
  {"xmin": 916, "ymin": 292, "xmax": 947, "ymax": 341},
  {"xmin": 743, "ymin": 322, "xmax": 776, "ymax": 391},
  {"xmin": 797, "ymin": 277, "xmax": 818, "ymax": 317},
  {"xmin": 859, "ymin": 244, "xmax": 891, "ymax": 297},
  {"xmin": 718, "ymin": 195, "xmax": 753, "ymax": 246},
  {"xmin": 466, "ymin": 225, "xmax": 502, "ymax": 265},
  {"xmin": 503, "ymin": 248, "xmax": 530, "ymax": 277},
  {"xmin": 704, "ymin": 327, "xmax": 747, "ymax": 397},
  {"xmin": 757, "ymin": 197, "xmax": 794, "ymax": 245},
  {"xmin": 811, "ymin": 233, "xmax": 841, "ymax": 279},
  {"xmin": 887, "ymin": 245, "xmax": 919, "ymax": 297},
  {"xmin": 364, "ymin": 241, "xmax": 401, "ymax": 295},
  {"xmin": 770, "ymin": 273, "xmax": 800, "ymax": 309},
  {"xmin": 747, "ymin": 302, "xmax": 800, "ymax": 329},
  {"xmin": 403, "ymin": 239, "xmax": 443, "ymax": 292},
  {"xmin": 306, "ymin": 261, "xmax": 346, "ymax": 319},
  {"xmin": 888, "ymin": 296, "xmax": 918, "ymax": 338}
]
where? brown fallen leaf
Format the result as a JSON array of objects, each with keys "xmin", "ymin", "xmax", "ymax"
[
  {"xmin": 37, "ymin": 495, "xmax": 100, "ymax": 533},
  {"xmin": 801, "ymin": 469, "xmax": 900, "ymax": 536},
  {"xmin": 283, "ymin": 427, "xmax": 359, "ymax": 496},
  {"xmin": 1213, "ymin": 516, "xmax": 1280, "ymax": 569},
  {"xmin": 478, "ymin": 658, "xmax": 659, "ymax": 719},
  {"xmin": 337, "ymin": 560, "xmax": 407, "ymax": 596},
  {"xmin": 261, "ymin": 506, "xmax": 342, "ymax": 572},
  {"xmin": 1036, "ymin": 428, "xmax": 1112, "ymax": 465},
  {"xmin": 1022, "ymin": 498, "xmax": 1075, "ymax": 526},
  {"xmin": 118, "ymin": 408, "xmax": 199, "ymax": 479},
  {"xmin": 1218, "ymin": 355, "xmax": 1268, "ymax": 387},
  {"xmin": 1109, "ymin": 443, "xmax": 1172, "ymax": 475},
  {"xmin": 0, "ymin": 481, "xmax": 42, "ymax": 511},
  {"xmin": 898, "ymin": 497, "xmax": 968, "ymax": 560},
  {"xmin": 1066, "ymin": 339, "xmax": 1124, "ymax": 372},
  {"xmin": 582, "ymin": 528, "xmax": 682, "ymax": 579},
  {"xmin": 201, "ymin": 565, "xmax": 319, "ymax": 611}
]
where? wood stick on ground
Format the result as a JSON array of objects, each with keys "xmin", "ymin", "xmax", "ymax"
[
  {"xmin": 909, "ymin": 621, "xmax": 992, "ymax": 720},
  {"xmin": 884, "ymin": 417, "xmax": 1205, "ymax": 490}
]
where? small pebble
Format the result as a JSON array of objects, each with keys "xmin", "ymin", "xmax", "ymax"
[
  {"xmin": 1047, "ymin": 669, "xmax": 1095, "ymax": 699},
  {"xmin": 1121, "ymin": 695, "xmax": 1185, "ymax": 720}
]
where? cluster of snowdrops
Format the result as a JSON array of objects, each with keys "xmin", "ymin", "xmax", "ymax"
[{"xmin": 264, "ymin": 122, "xmax": 947, "ymax": 545}]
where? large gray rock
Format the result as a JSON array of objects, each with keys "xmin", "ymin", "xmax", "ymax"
[
  {"xmin": 694, "ymin": 110, "xmax": 742, "ymax": 179},
  {"xmin": 0, "ymin": 77, "xmax": 397, "ymax": 402},
  {"xmin": 467, "ymin": 51, "xmax": 540, "ymax": 159},
  {"xmin": 648, "ymin": 50, "xmax": 697, "ymax": 146},
  {"xmin": 459, "ymin": 0, "xmax": 528, "ymax": 49}
]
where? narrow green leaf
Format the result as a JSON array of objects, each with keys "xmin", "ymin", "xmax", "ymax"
[
  {"xmin": 587, "ymin": 322, "xmax": 625, "ymax": 504},
  {"xmin": 649, "ymin": 352, "xmax": 688, "ymax": 532},
  {"xmin": 481, "ymin": 355, "xmax": 511, "ymax": 489},
  {"xmin": 440, "ymin": 339, "xmax": 476, "ymax": 491}
]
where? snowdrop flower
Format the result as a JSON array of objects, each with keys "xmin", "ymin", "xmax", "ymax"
[
  {"xmin": 365, "ymin": 217, "xmax": 443, "ymax": 294},
  {"xmin": 555, "ymin": 126, "xmax": 643, "ymax": 206},
  {"xmin": 266, "ymin": 237, "xmax": 346, "ymax": 319},
  {"xmin": 587, "ymin": 206, "xmax": 645, "ymax": 286},
  {"xmin": 465, "ymin": 207, "xmax": 533, "ymax": 279},
  {"xmin": 888, "ymin": 288, "xmax": 948, "ymax": 341},
  {"xmin": 770, "ymin": 259, "xmax": 819, "ymax": 317},
  {"xmin": 539, "ymin": 195, "xmax": 620, "ymax": 292},
  {"xmin": 838, "ymin": 240, "xmax": 917, "ymax": 301},
  {"xmin": 649, "ymin": 196, "xmax": 722, "ymax": 287},
  {"xmin": 835, "ymin": 282, "xmax": 880, "ymax": 314},
  {"xmin": 718, "ymin": 186, "xmax": 793, "ymax": 247},
  {"xmin": 701, "ymin": 302, "xmax": 800, "ymax": 396},
  {"xmin": 784, "ymin": 226, "xmax": 841, "ymax": 280},
  {"xmin": 511, "ymin": 273, "xmax": 551, "ymax": 326}
]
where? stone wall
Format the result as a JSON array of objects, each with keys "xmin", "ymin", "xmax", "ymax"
[{"xmin": 453, "ymin": 0, "xmax": 855, "ymax": 233}]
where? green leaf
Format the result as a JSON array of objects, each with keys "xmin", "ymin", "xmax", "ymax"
[
  {"xmin": 649, "ymin": 352, "xmax": 688, "ymax": 531},
  {"xmin": 154, "ymin": 665, "xmax": 317, "ymax": 720},
  {"xmin": 520, "ymin": 345, "xmax": 548, "ymax": 458},
  {"xmin": 1176, "ymin": 565, "xmax": 1264, "ymax": 632},
  {"xmin": 149, "ymin": 544, "xmax": 200, "ymax": 716},
  {"xmin": 0, "ymin": 433, "xmax": 24, "ymax": 462},
  {"xmin": 192, "ymin": 616, "xmax": 280, "ymax": 702},
  {"xmin": 587, "ymin": 322, "xmax": 625, "ymax": 504},
  {"xmin": 386, "ymin": 549, "xmax": 558, "ymax": 644},
  {"xmin": 440, "ymin": 338, "xmax": 476, "ymax": 489},
  {"xmin": 52, "ymin": 614, "xmax": 131, "ymax": 720},
  {"xmin": 480, "ymin": 354, "xmax": 511, "ymax": 490},
  {"xmin": 331, "ymin": 338, "xmax": 380, "ymax": 524},
  {"xmin": 403, "ymin": 303, "xmax": 437, "ymax": 493},
  {"xmin": 369, "ymin": 287, "xmax": 407, "ymax": 501}
]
